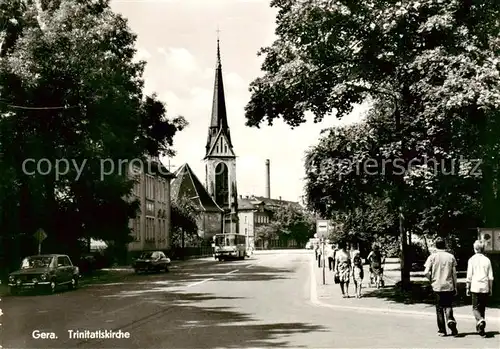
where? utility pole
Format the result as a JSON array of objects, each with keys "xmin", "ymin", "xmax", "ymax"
[{"xmin": 322, "ymin": 238, "xmax": 326, "ymax": 285}]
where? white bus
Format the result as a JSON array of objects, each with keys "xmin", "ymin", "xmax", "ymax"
[{"xmin": 213, "ymin": 233, "xmax": 247, "ymax": 261}]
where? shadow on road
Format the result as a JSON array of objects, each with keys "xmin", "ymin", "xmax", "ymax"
[
  {"xmin": 72, "ymin": 289, "xmax": 327, "ymax": 349},
  {"xmin": 454, "ymin": 331, "xmax": 499, "ymax": 338},
  {"xmin": 363, "ymin": 281, "xmax": 500, "ymax": 309}
]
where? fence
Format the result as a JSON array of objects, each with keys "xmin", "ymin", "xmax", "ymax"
[
  {"xmin": 255, "ymin": 239, "xmax": 306, "ymax": 250},
  {"xmin": 168, "ymin": 245, "xmax": 214, "ymax": 260}
]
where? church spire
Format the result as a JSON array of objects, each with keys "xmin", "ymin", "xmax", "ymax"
[{"xmin": 206, "ymin": 35, "xmax": 232, "ymax": 156}]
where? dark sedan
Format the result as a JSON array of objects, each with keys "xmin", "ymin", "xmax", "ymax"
[
  {"xmin": 133, "ymin": 251, "xmax": 171, "ymax": 273},
  {"xmin": 8, "ymin": 254, "xmax": 80, "ymax": 294}
]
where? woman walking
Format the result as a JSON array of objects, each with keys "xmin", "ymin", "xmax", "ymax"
[
  {"xmin": 352, "ymin": 250, "xmax": 364, "ymax": 298},
  {"xmin": 335, "ymin": 241, "xmax": 351, "ymax": 298}
]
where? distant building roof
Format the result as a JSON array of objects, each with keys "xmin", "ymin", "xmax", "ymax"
[
  {"xmin": 237, "ymin": 195, "xmax": 302, "ymax": 211},
  {"xmin": 170, "ymin": 163, "xmax": 223, "ymax": 213}
]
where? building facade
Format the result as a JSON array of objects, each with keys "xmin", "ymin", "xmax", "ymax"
[
  {"xmin": 204, "ymin": 38, "xmax": 239, "ymax": 234},
  {"xmin": 238, "ymin": 195, "xmax": 302, "ymax": 249},
  {"xmin": 127, "ymin": 158, "xmax": 174, "ymax": 253}
]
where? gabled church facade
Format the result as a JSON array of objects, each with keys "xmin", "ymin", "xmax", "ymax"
[
  {"xmin": 204, "ymin": 38, "xmax": 239, "ymax": 235},
  {"xmin": 171, "ymin": 37, "xmax": 239, "ymax": 239}
]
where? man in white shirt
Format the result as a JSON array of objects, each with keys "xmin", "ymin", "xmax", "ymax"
[
  {"xmin": 424, "ymin": 238, "xmax": 459, "ymax": 337},
  {"xmin": 466, "ymin": 240, "xmax": 494, "ymax": 337}
]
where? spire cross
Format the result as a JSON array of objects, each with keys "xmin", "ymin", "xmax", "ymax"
[{"xmin": 216, "ymin": 26, "xmax": 221, "ymax": 38}]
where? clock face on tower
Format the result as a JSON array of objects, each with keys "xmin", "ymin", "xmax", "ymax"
[{"xmin": 215, "ymin": 162, "xmax": 229, "ymax": 206}]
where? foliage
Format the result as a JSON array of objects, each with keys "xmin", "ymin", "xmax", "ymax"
[
  {"xmin": 326, "ymin": 195, "xmax": 397, "ymax": 246},
  {"xmin": 0, "ymin": 0, "xmax": 186, "ymax": 266},
  {"xmin": 254, "ymin": 203, "xmax": 315, "ymax": 246},
  {"xmin": 245, "ymin": 1, "xmax": 500, "ymax": 282},
  {"xmin": 254, "ymin": 222, "xmax": 280, "ymax": 245},
  {"xmin": 170, "ymin": 196, "xmax": 200, "ymax": 248}
]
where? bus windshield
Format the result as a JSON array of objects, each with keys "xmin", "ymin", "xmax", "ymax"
[{"xmin": 214, "ymin": 234, "xmax": 235, "ymax": 246}]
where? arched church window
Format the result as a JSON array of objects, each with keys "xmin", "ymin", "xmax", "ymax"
[{"xmin": 215, "ymin": 162, "xmax": 229, "ymax": 206}]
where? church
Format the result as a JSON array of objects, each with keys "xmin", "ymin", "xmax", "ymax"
[{"xmin": 170, "ymin": 38, "xmax": 239, "ymax": 240}]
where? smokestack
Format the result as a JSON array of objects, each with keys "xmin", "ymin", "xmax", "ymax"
[{"xmin": 265, "ymin": 159, "xmax": 270, "ymax": 198}]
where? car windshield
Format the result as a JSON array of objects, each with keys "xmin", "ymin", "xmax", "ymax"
[
  {"xmin": 140, "ymin": 252, "xmax": 153, "ymax": 259},
  {"xmin": 21, "ymin": 256, "xmax": 53, "ymax": 269}
]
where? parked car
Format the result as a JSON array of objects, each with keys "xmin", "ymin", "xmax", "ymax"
[
  {"xmin": 8, "ymin": 254, "xmax": 80, "ymax": 295},
  {"xmin": 133, "ymin": 251, "xmax": 171, "ymax": 273}
]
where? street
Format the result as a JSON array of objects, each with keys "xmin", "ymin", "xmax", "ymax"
[{"xmin": 2, "ymin": 250, "xmax": 498, "ymax": 348}]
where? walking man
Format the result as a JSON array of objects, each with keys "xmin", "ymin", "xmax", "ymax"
[
  {"xmin": 424, "ymin": 237, "xmax": 459, "ymax": 337},
  {"xmin": 466, "ymin": 240, "xmax": 494, "ymax": 337}
]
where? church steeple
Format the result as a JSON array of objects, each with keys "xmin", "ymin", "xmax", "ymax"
[{"xmin": 205, "ymin": 37, "xmax": 232, "ymax": 157}]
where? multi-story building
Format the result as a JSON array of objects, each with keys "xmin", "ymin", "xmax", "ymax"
[
  {"xmin": 127, "ymin": 157, "xmax": 175, "ymax": 253},
  {"xmin": 238, "ymin": 195, "xmax": 302, "ymax": 249}
]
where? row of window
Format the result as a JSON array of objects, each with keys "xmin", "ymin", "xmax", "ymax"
[
  {"xmin": 255, "ymin": 214, "xmax": 269, "ymax": 224},
  {"xmin": 132, "ymin": 174, "xmax": 168, "ymax": 202},
  {"xmin": 132, "ymin": 217, "xmax": 168, "ymax": 242},
  {"xmin": 243, "ymin": 214, "xmax": 269, "ymax": 224}
]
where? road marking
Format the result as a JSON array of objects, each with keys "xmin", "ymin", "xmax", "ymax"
[
  {"xmin": 246, "ymin": 255, "xmax": 281, "ymax": 268},
  {"xmin": 186, "ymin": 278, "xmax": 214, "ymax": 288},
  {"xmin": 224, "ymin": 269, "xmax": 238, "ymax": 275},
  {"xmin": 309, "ymin": 256, "xmax": 500, "ymax": 323}
]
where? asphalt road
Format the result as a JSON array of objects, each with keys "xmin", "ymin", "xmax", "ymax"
[{"xmin": 1, "ymin": 250, "xmax": 498, "ymax": 348}]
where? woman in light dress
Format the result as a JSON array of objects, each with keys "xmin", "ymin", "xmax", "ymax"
[{"xmin": 334, "ymin": 241, "xmax": 351, "ymax": 298}]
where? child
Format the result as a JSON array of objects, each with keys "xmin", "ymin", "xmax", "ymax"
[{"xmin": 352, "ymin": 250, "xmax": 364, "ymax": 298}]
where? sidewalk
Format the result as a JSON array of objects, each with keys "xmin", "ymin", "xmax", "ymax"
[{"xmin": 312, "ymin": 257, "xmax": 500, "ymax": 323}]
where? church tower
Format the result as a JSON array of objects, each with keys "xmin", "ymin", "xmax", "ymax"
[{"xmin": 204, "ymin": 37, "xmax": 239, "ymax": 234}]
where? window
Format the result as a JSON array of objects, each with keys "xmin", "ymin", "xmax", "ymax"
[
  {"xmin": 146, "ymin": 200, "xmax": 154, "ymax": 216},
  {"xmin": 146, "ymin": 217, "xmax": 155, "ymax": 241},
  {"xmin": 224, "ymin": 145, "xmax": 228, "ymax": 153},
  {"xmin": 245, "ymin": 228, "xmax": 247, "ymax": 234},
  {"xmin": 57, "ymin": 256, "xmax": 70, "ymax": 266},
  {"xmin": 244, "ymin": 216, "xmax": 247, "ymax": 223},
  {"xmin": 133, "ymin": 218, "xmax": 140, "ymax": 241},
  {"xmin": 159, "ymin": 181, "xmax": 164, "ymax": 202},
  {"xmin": 146, "ymin": 175, "xmax": 155, "ymax": 200},
  {"xmin": 216, "ymin": 145, "xmax": 219, "ymax": 153}
]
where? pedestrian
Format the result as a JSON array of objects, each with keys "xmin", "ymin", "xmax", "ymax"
[
  {"xmin": 352, "ymin": 249, "xmax": 364, "ymax": 298},
  {"xmin": 327, "ymin": 243, "xmax": 335, "ymax": 271},
  {"xmin": 423, "ymin": 237, "xmax": 459, "ymax": 337},
  {"xmin": 466, "ymin": 240, "xmax": 494, "ymax": 337},
  {"xmin": 334, "ymin": 241, "xmax": 351, "ymax": 298},
  {"xmin": 367, "ymin": 244, "xmax": 384, "ymax": 288}
]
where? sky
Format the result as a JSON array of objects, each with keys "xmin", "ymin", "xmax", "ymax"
[{"xmin": 110, "ymin": 0, "xmax": 367, "ymax": 203}]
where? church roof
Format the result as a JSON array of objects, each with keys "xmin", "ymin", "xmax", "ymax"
[
  {"xmin": 170, "ymin": 163, "xmax": 223, "ymax": 213},
  {"xmin": 205, "ymin": 38, "xmax": 233, "ymax": 157}
]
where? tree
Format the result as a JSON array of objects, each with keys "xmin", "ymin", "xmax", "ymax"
[
  {"xmin": 170, "ymin": 197, "xmax": 200, "ymax": 248},
  {"xmin": 272, "ymin": 203, "xmax": 315, "ymax": 245},
  {"xmin": 245, "ymin": 0, "xmax": 500, "ymax": 287},
  {"xmin": 255, "ymin": 223, "xmax": 280, "ymax": 249},
  {"xmin": 0, "ymin": 0, "xmax": 187, "ymax": 267}
]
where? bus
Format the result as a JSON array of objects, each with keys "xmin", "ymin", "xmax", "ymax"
[{"xmin": 212, "ymin": 233, "xmax": 247, "ymax": 261}]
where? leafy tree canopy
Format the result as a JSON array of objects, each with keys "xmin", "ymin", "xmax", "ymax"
[{"xmin": 0, "ymin": 0, "xmax": 187, "ymax": 262}]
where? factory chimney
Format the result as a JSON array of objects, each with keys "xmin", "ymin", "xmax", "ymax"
[{"xmin": 265, "ymin": 159, "xmax": 270, "ymax": 198}]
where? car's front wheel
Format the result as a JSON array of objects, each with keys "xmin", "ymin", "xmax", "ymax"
[
  {"xmin": 48, "ymin": 280, "xmax": 57, "ymax": 294},
  {"xmin": 9, "ymin": 286, "xmax": 18, "ymax": 296},
  {"xmin": 69, "ymin": 276, "xmax": 78, "ymax": 290}
]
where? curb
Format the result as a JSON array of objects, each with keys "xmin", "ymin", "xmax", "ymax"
[{"xmin": 309, "ymin": 256, "xmax": 500, "ymax": 323}]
